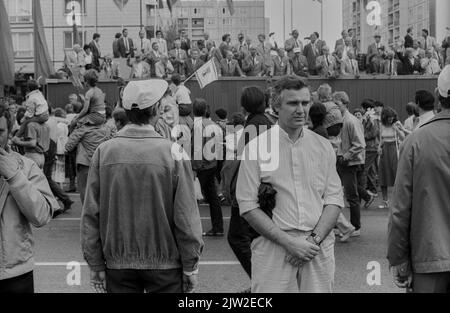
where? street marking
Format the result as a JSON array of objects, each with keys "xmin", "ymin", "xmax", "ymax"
[
  {"xmin": 53, "ymin": 217, "xmax": 232, "ymax": 222},
  {"xmin": 36, "ymin": 261, "xmax": 240, "ymax": 266}
]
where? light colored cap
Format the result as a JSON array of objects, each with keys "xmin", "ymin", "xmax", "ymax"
[
  {"xmin": 122, "ymin": 80, "xmax": 169, "ymax": 110},
  {"xmin": 438, "ymin": 65, "xmax": 450, "ymax": 98}
]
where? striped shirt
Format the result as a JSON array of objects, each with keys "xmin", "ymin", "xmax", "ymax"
[{"xmin": 236, "ymin": 126, "xmax": 344, "ymax": 231}]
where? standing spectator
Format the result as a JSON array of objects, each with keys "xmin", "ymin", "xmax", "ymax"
[
  {"xmin": 150, "ymin": 30, "xmax": 168, "ymax": 56},
  {"xmin": 184, "ymin": 48, "xmax": 205, "ymax": 77},
  {"xmin": 335, "ymin": 30, "xmax": 349, "ymax": 52},
  {"xmin": 333, "ymin": 91, "xmax": 374, "ymax": 237},
  {"xmin": 219, "ymin": 34, "xmax": 232, "ymax": 59},
  {"xmin": 285, "ymin": 29, "xmax": 304, "ymax": 60},
  {"xmin": 234, "ymin": 33, "xmax": 249, "ymax": 64},
  {"xmin": 83, "ymin": 45, "xmax": 94, "ymax": 70},
  {"xmin": 220, "ymin": 51, "xmax": 245, "ymax": 77},
  {"xmin": 136, "ymin": 29, "xmax": 151, "ymax": 55},
  {"xmin": 443, "ymin": 34, "xmax": 450, "ymax": 65},
  {"xmin": 180, "ymin": 29, "xmax": 191, "ymax": 54},
  {"xmin": 201, "ymin": 40, "xmax": 222, "ymax": 70},
  {"xmin": 340, "ymin": 50, "xmax": 360, "ymax": 77},
  {"xmin": 348, "ymin": 29, "xmax": 359, "ymax": 52},
  {"xmin": 415, "ymin": 90, "xmax": 436, "ymax": 129},
  {"xmin": 367, "ymin": 34, "xmax": 386, "ymax": 74},
  {"xmin": 421, "ymin": 49, "xmax": 442, "ymax": 75},
  {"xmin": 256, "ymin": 34, "xmax": 274, "ymax": 70},
  {"xmin": 0, "ymin": 103, "xmax": 59, "ymax": 293},
  {"xmin": 215, "ymin": 109, "xmax": 228, "ymax": 133},
  {"xmin": 304, "ymin": 33, "xmax": 321, "ymax": 75},
  {"xmin": 112, "ymin": 33, "xmax": 122, "ymax": 58},
  {"xmin": 422, "ymin": 29, "xmax": 437, "ymax": 52},
  {"xmin": 127, "ymin": 54, "xmax": 151, "ymax": 79},
  {"xmin": 403, "ymin": 102, "xmax": 419, "ymax": 135},
  {"xmin": 335, "ymin": 37, "xmax": 355, "ymax": 65},
  {"xmin": 377, "ymin": 107, "xmax": 405, "ymax": 209},
  {"xmin": 81, "ymin": 80, "xmax": 203, "ymax": 293},
  {"xmin": 237, "ymin": 76, "xmax": 344, "ymax": 293},
  {"xmin": 309, "ymin": 102, "xmax": 329, "ymax": 138},
  {"xmin": 388, "ymin": 66, "xmax": 450, "ymax": 293},
  {"xmin": 171, "ymin": 74, "xmax": 193, "ymax": 130},
  {"xmin": 242, "ymin": 46, "xmax": 267, "ymax": 77},
  {"xmin": 112, "ymin": 108, "xmax": 128, "ymax": 132},
  {"xmin": 147, "ymin": 42, "xmax": 162, "ymax": 77},
  {"xmin": 316, "ymin": 46, "xmax": 339, "ymax": 77},
  {"xmin": 155, "ymin": 55, "xmax": 175, "ymax": 79},
  {"xmin": 65, "ymin": 44, "xmax": 86, "ymax": 74},
  {"xmin": 118, "ymin": 29, "xmax": 135, "ymax": 58},
  {"xmin": 405, "ymin": 27, "xmax": 414, "ymax": 49},
  {"xmin": 169, "ymin": 39, "xmax": 188, "ymax": 76},
  {"xmin": 88, "ymin": 33, "xmax": 101, "ymax": 71},
  {"xmin": 270, "ymin": 49, "xmax": 291, "ymax": 77},
  {"xmin": 192, "ymin": 99, "xmax": 224, "ymax": 237}
]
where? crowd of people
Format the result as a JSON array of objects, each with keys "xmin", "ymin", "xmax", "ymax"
[
  {"xmin": 1, "ymin": 52, "xmax": 450, "ymax": 292},
  {"xmin": 60, "ymin": 27, "xmax": 450, "ymax": 82}
]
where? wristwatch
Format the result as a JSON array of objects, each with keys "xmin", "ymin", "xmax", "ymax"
[{"xmin": 310, "ymin": 233, "xmax": 323, "ymax": 246}]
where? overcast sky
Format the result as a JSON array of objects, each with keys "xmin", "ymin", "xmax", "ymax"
[{"xmin": 265, "ymin": 0, "xmax": 343, "ymax": 46}]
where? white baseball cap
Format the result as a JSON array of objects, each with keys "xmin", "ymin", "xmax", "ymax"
[
  {"xmin": 438, "ymin": 65, "xmax": 450, "ymax": 98},
  {"xmin": 122, "ymin": 80, "xmax": 169, "ymax": 110}
]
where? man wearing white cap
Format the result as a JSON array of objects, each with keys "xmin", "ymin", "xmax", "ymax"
[
  {"xmin": 81, "ymin": 80, "xmax": 204, "ymax": 293},
  {"xmin": 388, "ymin": 65, "xmax": 450, "ymax": 293}
]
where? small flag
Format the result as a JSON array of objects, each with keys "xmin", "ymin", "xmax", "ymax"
[
  {"xmin": 227, "ymin": 0, "xmax": 235, "ymax": 15},
  {"xmin": 113, "ymin": 0, "xmax": 129, "ymax": 11},
  {"xmin": 195, "ymin": 60, "xmax": 219, "ymax": 89},
  {"xmin": 167, "ymin": 0, "xmax": 179, "ymax": 13}
]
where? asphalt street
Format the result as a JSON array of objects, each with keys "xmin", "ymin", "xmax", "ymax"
[{"xmin": 33, "ymin": 194, "xmax": 401, "ymax": 293}]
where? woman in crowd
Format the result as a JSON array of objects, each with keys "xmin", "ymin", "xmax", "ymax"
[
  {"xmin": 378, "ymin": 106, "xmax": 406, "ymax": 209},
  {"xmin": 402, "ymin": 102, "xmax": 419, "ymax": 135}
]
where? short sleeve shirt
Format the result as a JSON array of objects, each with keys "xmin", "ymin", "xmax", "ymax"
[{"xmin": 24, "ymin": 122, "xmax": 50, "ymax": 154}]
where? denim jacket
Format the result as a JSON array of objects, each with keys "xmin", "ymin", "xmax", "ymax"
[
  {"xmin": 0, "ymin": 152, "xmax": 58, "ymax": 280},
  {"xmin": 81, "ymin": 125, "xmax": 204, "ymax": 273}
]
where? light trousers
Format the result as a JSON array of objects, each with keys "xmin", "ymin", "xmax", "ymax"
[{"xmin": 251, "ymin": 230, "xmax": 335, "ymax": 293}]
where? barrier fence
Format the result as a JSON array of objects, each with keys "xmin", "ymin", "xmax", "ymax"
[{"xmin": 45, "ymin": 76, "xmax": 439, "ymax": 122}]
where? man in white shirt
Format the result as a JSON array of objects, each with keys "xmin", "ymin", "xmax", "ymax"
[
  {"xmin": 136, "ymin": 30, "xmax": 151, "ymax": 55},
  {"xmin": 236, "ymin": 76, "xmax": 344, "ymax": 293},
  {"xmin": 415, "ymin": 90, "xmax": 436, "ymax": 130}
]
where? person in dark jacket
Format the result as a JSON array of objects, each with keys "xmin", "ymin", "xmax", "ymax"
[{"xmin": 388, "ymin": 66, "xmax": 450, "ymax": 293}]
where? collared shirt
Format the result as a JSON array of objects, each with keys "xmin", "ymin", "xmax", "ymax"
[
  {"xmin": 237, "ymin": 126, "xmax": 344, "ymax": 232},
  {"xmin": 340, "ymin": 110, "xmax": 366, "ymax": 165},
  {"xmin": 26, "ymin": 90, "xmax": 48, "ymax": 116},
  {"xmin": 174, "ymin": 85, "xmax": 192, "ymax": 105},
  {"xmin": 417, "ymin": 111, "xmax": 436, "ymax": 129}
]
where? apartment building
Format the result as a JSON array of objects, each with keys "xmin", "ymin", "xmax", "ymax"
[
  {"xmin": 342, "ymin": 0, "xmax": 450, "ymax": 53},
  {"xmin": 4, "ymin": 0, "xmax": 269, "ymax": 74}
]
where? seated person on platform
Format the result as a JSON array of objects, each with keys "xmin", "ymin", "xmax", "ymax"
[
  {"xmin": 127, "ymin": 53, "xmax": 151, "ymax": 79},
  {"xmin": 270, "ymin": 48, "xmax": 292, "ymax": 76},
  {"xmin": 219, "ymin": 51, "xmax": 245, "ymax": 77},
  {"xmin": 340, "ymin": 50, "xmax": 360, "ymax": 77},
  {"xmin": 155, "ymin": 55, "xmax": 175, "ymax": 79},
  {"xmin": 382, "ymin": 50, "xmax": 401, "ymax": 76},
  {"xmin": 242, "ymin": 45, "xmax": 267, "ymax": 77},
  {"xmin": 15, "ymin": 80, "xmax": 49, "ymax": 140},
  {"xmin": 71, "ymin": 70, "xmax": 106, "ymax": 130},
  {"xmin": 316, "ymin": 46, "xmax": 339, "ymax": 77},
  {"xmin": 289, "ymin": 47, "xmax": 309, "ymax": 77}
]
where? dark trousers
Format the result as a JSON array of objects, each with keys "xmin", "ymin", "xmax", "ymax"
[
  {"xmin": 77, "ymin": 164, "xmax": 90, "ymax": 204},
  {"xmin": 106, "ymin": 269, "xmax": 183, "ymax": 293},
  {"xmin": 44, "ymin": 141, "xmax": 71, "ymax": 205},
  {"xmin": 410, "ymin": 272, "xmax": 450, "ymax": 293},
  {"xmin": 337, "ymin": 164, "xmax": 371, "ymax": 230},
  {"xmin": 197, "ymin": 167, "xmax": 223, "ymax": 233},
  {"xmin": 363, "ymin": 151, "xmax": 379, "ymax": 194},
  {"xmin": 227, "ymin": 205, "xmax": 252, "ymax": 278},
  {"xmin": 0, "ymin": 272, "xmax": 34, "ymax": 294}
]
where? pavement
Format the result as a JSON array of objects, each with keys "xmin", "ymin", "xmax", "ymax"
[{"xmin": 33, "ymin": 193, "xmax": 401, "ymax": 293}]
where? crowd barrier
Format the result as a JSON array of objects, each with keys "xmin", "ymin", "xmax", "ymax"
[{"xmin": 45, "ymin": 75, "xmax": 439, "ymax": 122}]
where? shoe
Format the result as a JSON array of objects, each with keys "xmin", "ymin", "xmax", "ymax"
[
  {"xmin": 202, "ymin": 230, "xmax": 224, "ymax": 237},
  {"xmin": 350, "ymin": 229, "xmax": 361, "ymax": 238},
  {"xmin": 364, "ymin": 194, "xmax": 375, "ymax": 209},
  {"xmin": 340, "ymin": 227, "xmax": 356, "ymax": 243},
  {"xmin": 378, "ymin": 201, "xmax": 389, "ymax": 210},
  {"xmin": 63, "ymin": 200, "xmax": 74, "ymax": 213}
]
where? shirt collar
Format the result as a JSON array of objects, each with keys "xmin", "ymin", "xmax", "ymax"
[
  {"xmin": 418, "ymin": 111, "xmax": 436, "ymax": 127},
  {"xmin": 116, "ymin": 124, "xmax": 160, "ymax": 139}
]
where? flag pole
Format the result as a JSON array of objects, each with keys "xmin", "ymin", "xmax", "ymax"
[
  {"xmin": 291, "ymin": 0, "xmax": 293, "ymax": 31},
  {"xmin": 283, "ymin": 0, "xmax": 286, "ymax": 42},
  {"xmin": 321, "ymin": 1, "xmax": 324, "ymax": 39},
  {"xmin": 183, "ymin": 72, "xmax": 196, "ymax": 84}
]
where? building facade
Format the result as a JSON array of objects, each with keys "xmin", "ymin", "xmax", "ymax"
[
  {"xmin": 342, "ymin": 0, "xmax": 450, "ymax": 53},
  {"xmin": 4, "ymin": 0, "xmax": 269, "ymax": 74}
]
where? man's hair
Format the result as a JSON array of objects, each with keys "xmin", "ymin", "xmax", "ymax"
[
  {"xmin": 122, "ymin": 28, "xmax": 128, "ymax": 34},
  {"xmin": 54, "ymin": 108, "xmax": 65, "ymax": 118},
  {"xmin": 115, "ymin": 33, "xmax": 122, "ymax": 39},
  {"xmin": 309, "ymin": 102, "xmax": 327, "ymax": 128},
  {"xmin": 113, "ymin": 108, "xmax": 129, "ymax": 125},
  {"xmin": 361, "ymin": 99, "xmax": 375, "ymax": 110},
  {"xmin": 83, "ymin": 44, "xmax": 90, "ymax": 51},
  {"xmin": 422, "ymin": 29, "xmax": 429, "ymax": 36},
  {"xmin": 407, "ymin": 27, "xmax": 413, "ymax": 33},
  {"xmin": 415, "ymin": 90, "xmax": 435, "ymax": 112},
  {"xmin": 222, "ymin": 34, "xmax": 230, "ymax": 42},
  {"xmin": 125, "ymin": 106, "xmax": 157, "ymax": 125},
  {"xmin": 152, "ymin": 42, "xmax": 159, "ymax": 49},
  {"xmin": 26, "ymin": 80, "xmax": 40, "ymax": 92},
  {"xmin": 105, "ymin": 106, "xmax": 113, "ymax": 119},
  {"xmin": 215, "ymin": 108, "xmax": 228, "ymax": 120},
  {"xmin": 374, "ymin": 101, "xmax": 385, "ymax": 108},
  {"xmin": 230, "ymin": 113, "xmax": 246, "ymax": 127},
  {"xmin": 84, "ymin": 70, "xmax": 99, "ymax": 87},
  {"xmin": 272, "ymin": 76, "xmax": 309, "ymax": 108},
  {"xmin": 317, "ymin": 84, "xmax": 333, "ymax": 102},
  {"xmin": 93, "ymin": 33, "xmax": 100, "ymax": 40},
  {"xmin": 193, "ymin": 98, "xmax": 207, "ymax": 117},
  {"xmin": 156, "ymin": 30, "xmax": 163, "ymax": 36},
  {"xmin": 65, "ymin": 103, "xmax": 74, "ymax": 114},
  {"xmin": 241, "ymin": 86, "xmax": 266, "ymax": 115},
  {"xmin": 0, "ymin": 103, "xmax": 13, "ymax": 133},
  {"xmin": 406, "ymin": 102, "xmax": 419, "ymax": 117},
  {"xmin": 171, "ymin": 74, "xmax": 182, "ymax": 86},
  {"xmin": 332, "ymin": 91, "xmax": 350, "ymax": 106},
  {"xmin": 314, "ymin": 32, "xmax": 320, "ymax": 38},
  {"xmin": 439, "ymin": 95, "xmax": 450, "ymax": 109}
]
